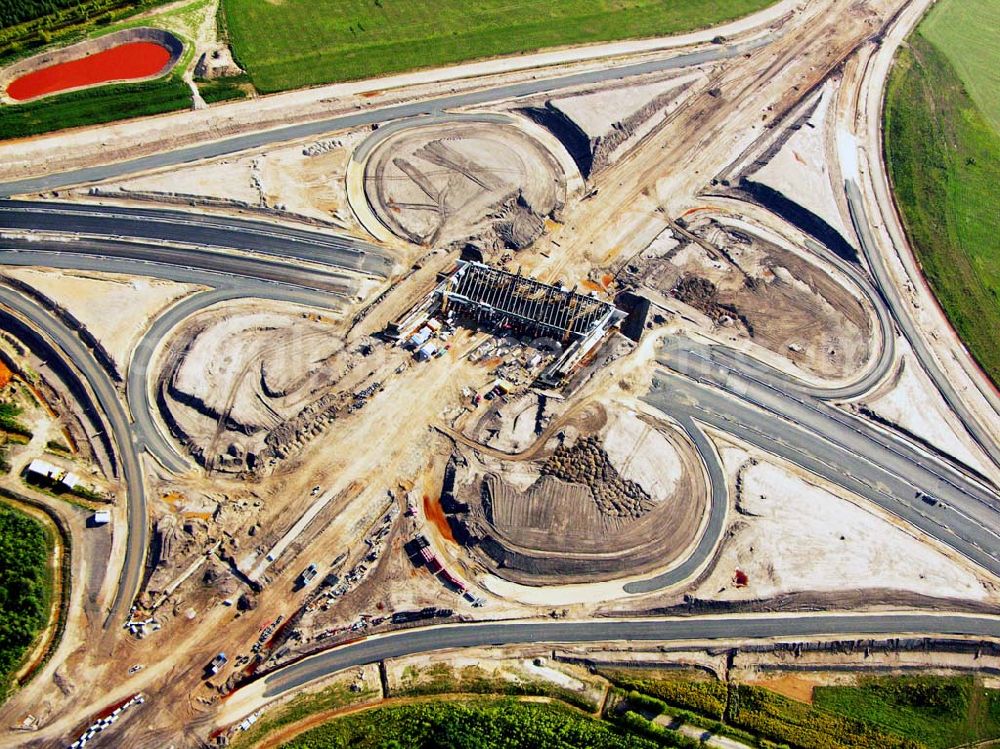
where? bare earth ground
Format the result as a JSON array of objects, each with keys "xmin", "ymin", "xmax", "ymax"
[
  {"xmin": 4, "ymin": 0, "xmax": 1000, "ymax": 746},
  {"xmin": 693, "ymin": 439, "xmax": 996, "ymax": 603}
]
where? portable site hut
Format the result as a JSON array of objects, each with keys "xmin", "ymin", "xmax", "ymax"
[
  {"xmin": 416, "ymin": 342, "xmax": 438, "ymax": 361},
  {"xmin": 27, "ymin": 458, "xmax": 62, "ymax": 481}
]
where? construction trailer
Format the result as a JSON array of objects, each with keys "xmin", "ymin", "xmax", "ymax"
[
  {"xmin": 26, "ymin": 458, "xmax": 62, "ymax": 481},
  {"xmin": 415, "ymin": 342, "xmax": 438, "ymax": 361}
]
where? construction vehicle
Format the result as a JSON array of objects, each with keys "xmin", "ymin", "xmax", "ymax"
[
  {"xmin": 207, "ymin": 652, "xmax": 228, "ymax": 675},
  {"xmin": 298, "ymin": 563, "xmax": 319, "ymax": 587}
]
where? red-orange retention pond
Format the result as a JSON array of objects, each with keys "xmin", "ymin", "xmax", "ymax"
[{"xmin": 6, "ymin": 41, "xmax": 174, "ymax": 101}]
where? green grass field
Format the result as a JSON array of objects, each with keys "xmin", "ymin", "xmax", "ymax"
[
  {"xmin": 814, "ymin": 676, "xmax": 1000, "ymax": 749},
  {"xmin": 221, "ymin": 0, "xmax": 775, "ymax": 93},
  {"xmin": 0, "ymin": 77, "xmax": 192, "ymax": 140},
  {"xmin": 884, "ymin": 1, "xmax": 1000, "ymax": 387},
  {"xmin": 919, "ymin": 0, "xmax": 1000, "ymax": 131}
]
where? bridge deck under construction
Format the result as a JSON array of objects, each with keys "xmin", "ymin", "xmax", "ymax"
[{"xmin": 440, "ymin": 261, "xmax": 616, "ymax": 339}]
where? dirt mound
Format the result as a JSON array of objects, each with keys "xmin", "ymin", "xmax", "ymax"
[
  {"xmin": 625, "ymin": 216, "xmax": 874, "ymax": 379},
  {"xmin": 673, "ymin": 275, "xmax": 754, "ymax": 333},
  {"xmin": 449, "ymin": 409, "xmax": 709, "ymax": 584},
  {"xmin": 541, "ymin": 435, "xmax": 654, "ymax": 520}
]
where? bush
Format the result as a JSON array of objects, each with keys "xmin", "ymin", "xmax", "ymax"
[
  {"xmin": 598, "ymin": 668, "xmax": 728, "ymax": 720},
  {"xmin": 617, "ymin": 710, "xmax": 700, "ymax": 748},
  {"xmin": 727, "ymin": 684, "xmax": 921, "ymax": 749},
  {"xmin": 197, "ymin": 75, "xmax": 250, "ymax": 104},
  {"xmin": 397, "ymin": 662, "xmax": 599, "ymax": 712},
  {"xmin": 281, "ymin": 699, "xmax": 661, "ymax": 749},
  {"xmin": 0, "ymin": 403, "xmax": 31, "ymax": 439},
  {"xmin": 627, "ymin": 690, "xmax": 668, "ymax": 717},
  {"xmin": 0, "ymin": 1, "xmax": 173, "ymax": 63}
]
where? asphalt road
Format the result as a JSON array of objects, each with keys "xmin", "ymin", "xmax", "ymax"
[
  {"xmin": 0, "ymin": 246, "xmax": 346, "ymax": 311},
  {"xmin": 845, "ymin": 180, "xmax": 1000, "ymax": 471},
  {"xmin": 0, "ymin": 37, "xmax": 772, "ymax": 197},
  {"xmin": 0, "ymin": 238, "xmax": 357, "ymax": 296},
  {"xmin": 624, "ymin": 415, "xmax": 726, "ymax": 594},
  {"xmin": 646, "ymin": 350, "xmax": 1000, "ymax": 579},
  {"xmin": 261, "ymin": 612, "xmax": 1000, "ymax": 697},
  {"xmin": 127, "ymin": 288, "xmax": 289, "ymax": 473},
  {"xmin": 0, "ymin": 200, "xmax": 394, "ymax": 278},
  {"xmin": 0, "ymin": 287, "xmax": 145, "ymax": 630}
]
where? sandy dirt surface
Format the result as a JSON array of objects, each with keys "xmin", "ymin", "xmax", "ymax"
[
  {"xmin": 96, "ymin": 129, "xmax": 370, "ymax": 232},
  {"xmin": 628, "ymin": 212, "xmax": 874, "ymax": 380},
  {"xmin": 694, "ymin": 442, "xmax": 994, "ymax": 602},
  {"xmin": 861, "ymin": 345, "xmax": 995, "ymax": 478},
  {"xmin": 364, "ymin": 119, "xmax": 567, "ymax": 249},
  {"xmin": 7, "ymin": 2, "xmax": 1000, "ymax": 746},
  {"xmin": 2, "ymin": 267, "xmax": 201, "ymax": 373},
  {"xmin": 602, "ymin": 408, "xmax": 683, "ymax": 503},
  {"xmin": 452, "ymin": 399, "xmax": 709, "ymax": 586},
  {"xmin": 551, "ymin": 74, "xmax": 696, "ymax": 141},
  {"xmin": 385, "ymin": 649, "xmax": 605, "ymax": 707},
  {"xmin": 540, "ymin": 70, "xmax": 709, "ymax": 172},
  {"xmin": 161, "ymin": 303, "xmax": 346, "ymax": 468},
  {"xmin": 744, "ymin": 673, "xmax": 819, "ymax": 703},
  {"xmin": 746, "ymin": 82, "xmax": 853, "ymax": 240}
]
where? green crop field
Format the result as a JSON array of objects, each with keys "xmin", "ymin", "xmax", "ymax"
[
  {"xmin": 0, "ymin": 77, "xmax": 192, "ymax": 141},
  {"xmin": 884, "ymin": 0, "xmax": 1000, "ymax": 387},
  {"xmin": 221, "ymin": 0, "xmax": 775, "ymax": 94},
  {"xmin": 814, "ymin": 675, "xmax": 1000, "ymax": 749}
]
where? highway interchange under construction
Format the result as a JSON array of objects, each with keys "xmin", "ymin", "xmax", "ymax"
[{"xmin": 0, "ymin": 0, "xmax": 997, "ymax": 746}]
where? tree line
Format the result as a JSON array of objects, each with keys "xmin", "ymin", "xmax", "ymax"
[
  {"xmin": 0, "ymin": 0, "xmax": 104, "ymax": 29},
  {"xmin": 0, "ymin": 504, "xmax": 51, "ymax": 700}
]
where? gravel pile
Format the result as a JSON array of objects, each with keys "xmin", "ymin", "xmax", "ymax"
[{"xmin": 541, "ymin": 436, "xmax": 653, "ymax": 519}]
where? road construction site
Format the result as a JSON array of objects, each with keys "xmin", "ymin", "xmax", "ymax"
[{"xmin": 0, "ymin": 0, "xmax": 998, "ymax": 746}]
